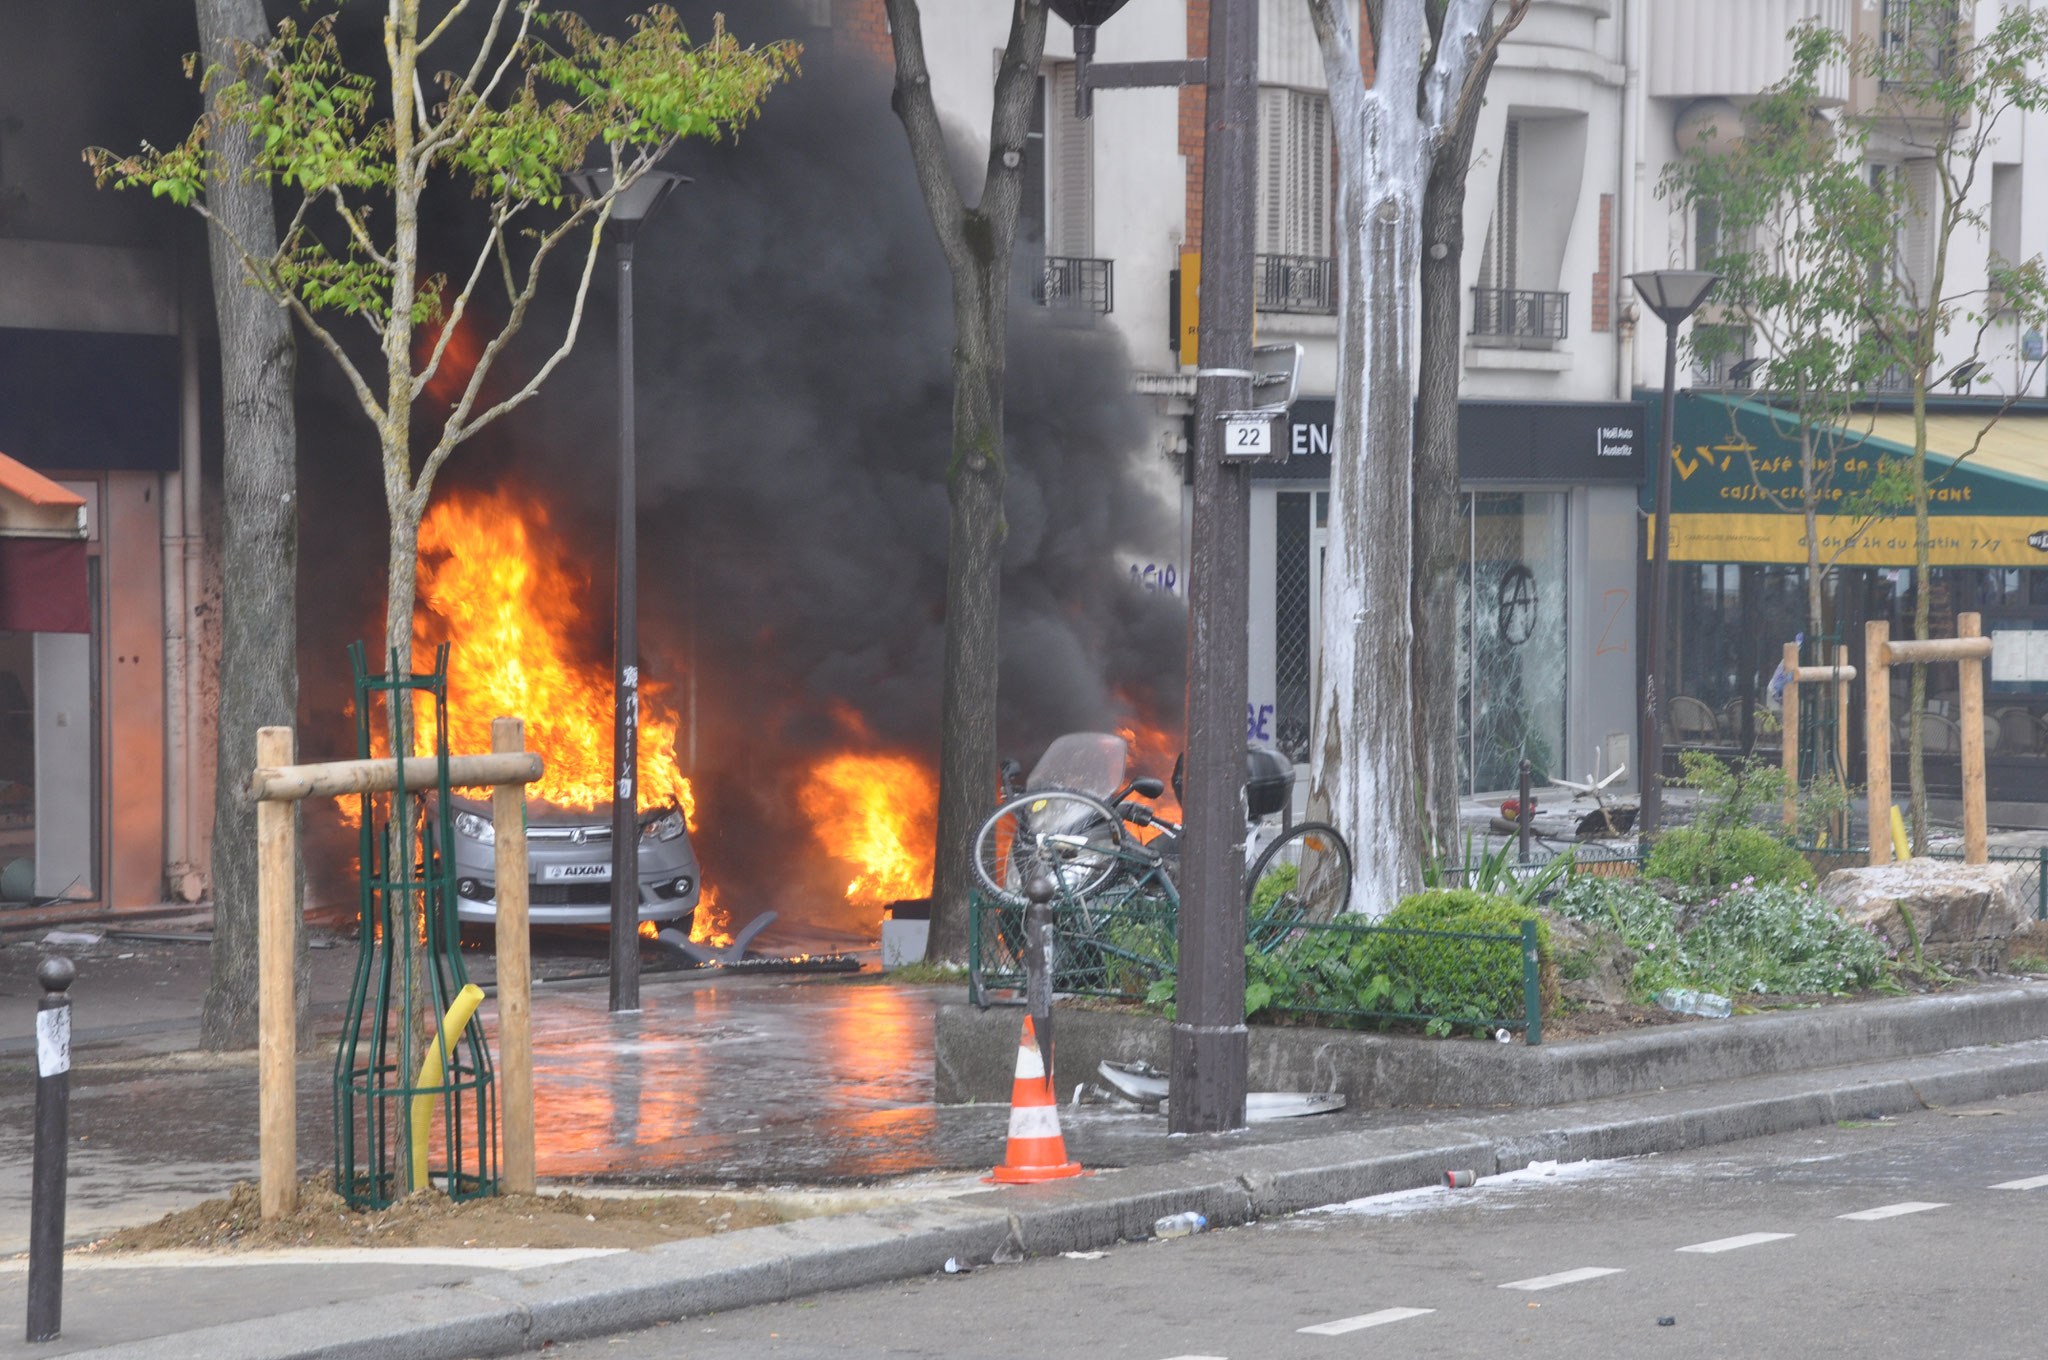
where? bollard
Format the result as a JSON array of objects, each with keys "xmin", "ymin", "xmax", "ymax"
[
  {"xmin": 1023, "ymin": 869, "xmax": 1058, "ymax": 1081},
  {"xmin": 27, "ymin": 956, "xmax": 73, "ymax": 1344}
]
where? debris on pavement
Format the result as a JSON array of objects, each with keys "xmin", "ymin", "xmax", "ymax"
[
  {"xmin": 42, "ymin": 930, "xmax": 103, "ymax": 947},
  {"xmin": 1099, "ymin": 1062, "xmax": 1345, "ymax": 1120},
  {"xmin": 1445, "ymin": 1169, "xmax": 1477, "ymax": 1189}
]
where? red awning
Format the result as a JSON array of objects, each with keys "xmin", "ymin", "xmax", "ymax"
[{"xmin": 0, "ymin": 538, "xmax": 89, "ymax": 632}]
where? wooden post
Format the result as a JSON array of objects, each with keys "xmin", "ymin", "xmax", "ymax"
[
  {"xmin": 1781, "ymin": 641, "xmax": 1801, "ymax": 829},
  {"xmin": 492, "ymin": 718, "xmax": 536, "ymax": 1195},
  {"xmin": 1959, "ymin": 612, "xmax": 1988, "ymax": 865},
  {"xmin": 1866, "ymin": 621, "xmax": 1892, "ymax": 866},
  {"xmin": 256, "ymin": 725, "xmax": 298, "ymax": 1221},
  {"xmin": 1835, "ymin": 642, "xmax": 1853, "ymax": 849}
]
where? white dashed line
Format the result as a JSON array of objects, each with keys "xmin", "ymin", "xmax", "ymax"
[
  {"xmin": 1499, "ymin": 1267, "xmax": 1624, "ymax": 1291},
  {"xmin": 1992, "ymin": 1174, "xmax": 2048, "ymax": 1190},
  {"xmin": 1676, "ymin": 1232, "xmax": 1795, "ymax": 1254},
  {"xmin": 1838, "ymin": 1202, "xmax": 1948, "ymax": 1221},
  {"xmin": 1157, "ymin": 1355, "xmax": 1229, "ymax": 1359},
  {"xmin": 1298, "ymin": 1307, "xmax": 1434, "ymax": 1335}
]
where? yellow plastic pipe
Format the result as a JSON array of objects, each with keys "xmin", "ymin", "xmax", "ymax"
[
  {"xmin": 1890, "ymin": 805, "xmax": 1913, "ymax": 863},
  {"xmin": 410, "ymin": 983, "xmax": 486, "ymax": 1192}
]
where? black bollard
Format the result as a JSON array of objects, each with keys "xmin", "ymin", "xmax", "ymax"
[
  {"xmin": 1517, "ymin": 759, "xmax": 1534, "ymax": 865},
  {"xmin": 27, "ymin": 955, "xmax": 73, "ymax": 1344},
  {"xmin": 1022, "ymin": 869, "xmax": 1058, "ymax": 1079}
]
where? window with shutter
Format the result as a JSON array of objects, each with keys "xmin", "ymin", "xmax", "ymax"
[
  {"xmin": 1256, "ymin": 87, "xmax": 1331, "ymax": 258},
  {"xmin": 1048, "ymin": 64, "xmax": 1092, "ymax": 257},
  {"xmin": 1478, "ymin": 119, "xmax": 1521, "ymax": 293}
]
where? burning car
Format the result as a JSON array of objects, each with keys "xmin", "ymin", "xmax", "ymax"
[{"xmin": 445, "ymin": 796, "xmax": 701, "ymax": 929}]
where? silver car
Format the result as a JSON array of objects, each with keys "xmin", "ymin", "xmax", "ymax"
[{"xmin": 445, "ymin": 796, "xmax": 702, "ymax": 928}]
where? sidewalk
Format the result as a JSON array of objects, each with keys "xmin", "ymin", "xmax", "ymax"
[{"xmin": 13, "ymin": 1030, "xmax": 2048, "ymax": 1358}]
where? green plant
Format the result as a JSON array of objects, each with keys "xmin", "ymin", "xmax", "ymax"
[
  {"xmin": 1646, "ymin": 826, "xmax": 1816, "ymax": 889},
  {"xmin": 1420, "ymin": 830, "xmax": 1574, "ymax": 906}
]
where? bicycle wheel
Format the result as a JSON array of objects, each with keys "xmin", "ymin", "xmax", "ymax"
[
  {"xmin": 973, "ymin": 790, "xmax": 1129, "ymax": 907},
  {"xmin": 1245, "ymin": 820, "xmax": 1352, "ymax": 918}
]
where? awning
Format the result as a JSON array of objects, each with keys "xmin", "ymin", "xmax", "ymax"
[
  {"xmin": 0, "ymin": 449, "xmax": 88, "ymax": 632},
  {"xmin": 1647, "ymin": 393, "xmax": 2048, "ymax": 566}
]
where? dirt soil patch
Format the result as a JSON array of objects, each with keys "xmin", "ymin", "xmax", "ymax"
[{"xmin": 95, "ymin": 1176, "xmax": 793, "ymax": 1253}]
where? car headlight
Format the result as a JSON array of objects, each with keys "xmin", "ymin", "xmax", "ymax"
[
  {"xmin": 643, "ymin": 809, "xmax": 686, "ymax": 842},
  {"xmin": 453, "ymin": 811, "xmax": 495, "ymax": 844}
]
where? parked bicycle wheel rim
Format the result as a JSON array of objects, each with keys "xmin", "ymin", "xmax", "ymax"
[
  {"xmin": 973, "ymin": 790, "xmax": 1128, "ymax": 907},
  {"xmin": 1246, "ymin": 820, "xmax": 1353, "ymax": 917}
]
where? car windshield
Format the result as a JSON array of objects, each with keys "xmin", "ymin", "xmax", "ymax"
[{"xmin": 1026, "ymin": 732, "xmax": 1129, "ymax": 799}]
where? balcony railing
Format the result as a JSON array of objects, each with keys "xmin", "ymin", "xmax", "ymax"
[
  {"xmin": 1470, "ymin": 287, "xmax": 1569, "ymax": 342},
  {"xmin": 1255, "ymin": 254, "xmax": 1337, "ymax": 315},
  {"xmin": 1037, "ymin": 256, "xmax": 1113, "ymax": 314}
]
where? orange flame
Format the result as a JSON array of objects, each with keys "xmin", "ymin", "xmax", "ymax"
[
  {"xmin": 688, "ymin": 884, "xmax": 733, "ymax": 948},
  {"xmin": 1117, "ymin": 701, "xmax": 1182, "ymax": 840},
  {"xmin": 419, "ymin": 317, "xmax": 484, "ymax": 406},
  {"xmin": 799, "ymin": 753, "xmax": 936, "ymax": 910},
  {"xmin": 412, "ymin": 485, "xmax": 694, "ymax": 822},
  {"xmin": 637, "ymin": 920, "xmax": 660, "ymax": 941}
]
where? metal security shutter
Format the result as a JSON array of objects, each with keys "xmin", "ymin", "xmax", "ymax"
[
  {"xmin": 1048, "ymin": 63, "xmax": 1093, "ymax": 257},
  {"xmin": 1256, "ymin": 88, "xmax": 1329, "ymax": 257},
  {"xmin": 1902, "ymin": 158, "xmax": 1937, "ymax": 303}
]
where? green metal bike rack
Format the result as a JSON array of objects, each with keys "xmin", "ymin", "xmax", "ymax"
[{"xmin": 333, "ymin": 642, "xmax": 498, "ymax": 1209}]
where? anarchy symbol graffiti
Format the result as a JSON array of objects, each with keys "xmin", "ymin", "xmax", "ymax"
[{"xmin": 1497, "ymin": 563, "xmax": 1538, "ymax": 646}]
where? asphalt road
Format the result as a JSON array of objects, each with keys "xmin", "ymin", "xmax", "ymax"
[{"xmin": 556, "ymin": 1086, "xmax": 2048, "ymax": 1359}]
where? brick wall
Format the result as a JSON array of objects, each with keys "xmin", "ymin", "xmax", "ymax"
[
  {"xmin": 834, "ymin": 0, "xmax": 892, "ymax": 66},
  {"xmin": 1180, "ymin": 0, "xmax": 1210, "ymax": 251},
  {"xmin": 1592, "ymin": 192, "xmax": 1613, "ymax": 333}
]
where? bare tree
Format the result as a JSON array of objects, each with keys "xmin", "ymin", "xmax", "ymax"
[
  {"xmin": 1412, "ymin": 0, "xmax": 1530, "ymax": 860},
  {"xmin": 1305, "ymin": 0, "xmax": 1506, "ymax": 911},
  {"xmin": 194, "ymin": 0, "xmax": 304, "ymax": 1051},
  {"xmin": 881, "ymin": 0, "xmax": 1048, "ymax": 962}
]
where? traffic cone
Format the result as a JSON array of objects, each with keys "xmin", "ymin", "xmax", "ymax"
[{"xmin": 986, "ymin": 1015, "xmax": 1086, "ymax": 1183}]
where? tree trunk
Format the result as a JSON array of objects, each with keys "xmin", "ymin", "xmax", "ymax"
[
  {"xmin": 882, "ymin": 0, "xmax": 1044, "ymax": 963},
  {"xmin": 1313, "ymin": 131, "xmax": 1426, "ymax": 916},
  {"xmin": 199, "ymin": 0, "xmax": 303, "ymax": 1052},
  {"xmin": 1412, "ymin": 47, "xmax": 1493, "ymax": 861},
  {"xmin": 925, "ymin": 294, "xmax": 1006, "ymax": 963},
  {"xmin": 1908, "ymin": 372, "xmax": 1931, "ymax": 854}
]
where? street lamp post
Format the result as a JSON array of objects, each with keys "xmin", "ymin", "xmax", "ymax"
[
  {"xmin": 571, "ymin": 167, "xmax": 686, "ymax": 1014},
  {"xmin": 1628, "ymin": 269, "xmax": 1721, "ymax": 839},
  {"xmin": 1058, "ymin": 0, "xmax": 1253, "ymax": 1132}
]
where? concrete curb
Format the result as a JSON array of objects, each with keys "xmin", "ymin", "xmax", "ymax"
[
  {"xmin": 935, "ymin": 982, "xmax": 2048, "ymax": 1107},
  {"xmin": 75, "ymin": 1037, "xmax": 2048, "ymax": 1359}
]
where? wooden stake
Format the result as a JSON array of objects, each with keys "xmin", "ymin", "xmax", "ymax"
[
  {"xmin": 1959, "ymin": 612, "xmax": 1988, "ymax": 866},
  {"xmin": 1866, "ymin": 621, "xmax": 1892, "ymax": 867},
  {"xmin": 1781, "ymin": 641, "xmax": 1801, "ymax": 829},
  {"xmin": 256, "ymin": 725, "xmax": 298, "ymax": 1220},
  {"xmin": 492, "ymin": 718, "xmax": 536, "ymax": 1195},
  {"xmin": 1835, "ymin": 642, "xmax": 1853, "ymax": 848}
]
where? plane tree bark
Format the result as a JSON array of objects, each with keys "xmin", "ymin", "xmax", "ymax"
[{"xmin": 882, "ymin": 0, "xmax": 1048, "ymax": 962}]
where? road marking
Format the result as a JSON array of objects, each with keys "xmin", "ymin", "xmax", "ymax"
[
  {"xmin": 1157, "ymin": 1355, "xmax": 1229, "ymax": 1359},
  {"xmin": 1298, "ymin": 1307, "xmax": 1434, "ymax": 1335},
  {"xmin": 1837, "ymin": 1202, "xmax": 1948, "ymax": 1221},
  {"xmin": 1992, "ymin": 1174, "xmax": 2048, "ymax": 1190},
  {"xmin": 1676, "ymin": 1232, "xmax": 1795, "ymax": 1254},
  {"xmin": 1499, "ymin": 1267, "xmax": 1624, "ymax": 1291}
]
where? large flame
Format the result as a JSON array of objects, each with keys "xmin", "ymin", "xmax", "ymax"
[
  {"xmin": 799, "ymin": 753, "xmax": 936, "ymax": 910},
  {"xmin": 413, "ymin": 485, "xmax": 694, "ymax": 821},
  {"xmin": 1117, "ymin": 700, "xmax": 1183, "ymax": 840},
  {"xmin": 688, "ymin": 884, "xmax": 733, "ymax": 948}
]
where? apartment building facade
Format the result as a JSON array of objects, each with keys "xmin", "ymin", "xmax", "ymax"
[{"xmin": 859, "ymin": 0, "xmax": 2048, "ymax": 802}]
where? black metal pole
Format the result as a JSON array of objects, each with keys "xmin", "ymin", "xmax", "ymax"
[
  {"xmin": 1517, "ymin": 758, "xmax": 1533, "ymax": 864},
  {"xmin": 1642, "ymin": 323, "xmax": 1679, "ymax": 838},
  {"xmin": 27, "ymin": 956, "xmax": 73, "ymax": 1344},
  {"xmin": 609, "ymin": 228, "xmax": 642, "ymax": 1013},
  {"xmin": 1172, "ymin": 0, "xmax": 1255, "ymax": 1135}
]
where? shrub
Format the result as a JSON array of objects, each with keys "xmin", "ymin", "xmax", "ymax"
[{"xmin": 1644, "ymin": 826, "xmax": 1814, "ymax": 889}]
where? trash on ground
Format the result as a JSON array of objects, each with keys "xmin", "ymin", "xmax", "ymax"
[
  {"xmin": 1153, "ymin": 1212, "xmax": 1207, "ymax": 1238},
  {"xmin": 657, "ymin": 910, "xmax": 778, "ymax": 967},
  {"xmin": 942, "ymin": 1257, "xmax": 970, "ymax": 1274},
  {"xmin": 1445, "ymin": 1169, "xmax": 1477, "ymax": 1189},
  {"xmin": 1244, "ymin": 1092, "xmax": 1345, "ymax": 1120},
  {"xmin": 1655, "ymin": 987, "xmax": 1733, "ymax": 1018},
  {"xmin": 1060, "ymin": 1250, "xmax": 1106, "ymax": 1260},
  {"xmin": 1658, "ymin": 1317, "xmax": 1676, "ymax": 1327},
  {"xmin": 1097, "ymin": 1060, "xmax": 1168, "ymax": 1105},
  {"xmin": 42, "ymin": 930, "xmax": 102, "ymax": 947}
]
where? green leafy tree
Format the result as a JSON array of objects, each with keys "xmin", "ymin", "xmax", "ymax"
[
  {"xmin": 1848, "ymin": 0, "xmax": 2048, "ymax": 850},
  {"xmin": 91, "ymin": 0, "xmax": 796, "ymax": 707}
]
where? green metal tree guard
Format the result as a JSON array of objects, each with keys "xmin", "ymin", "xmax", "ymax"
[{"xmin": 334, "ymin": 642, "xmax": 498, "ymax": 1208}]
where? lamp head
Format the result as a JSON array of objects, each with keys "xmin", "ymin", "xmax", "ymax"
[
  {"xmin": 566, "ymin": 167, "xmax": 689, "ymax": 224},
  {"xmin": 1046, "ymin": 0, "xmax": 1135, "ymax": 23},
  {"xmin": 1628, "ymin": 270, "xmax": 1722, "ymax": 325}
]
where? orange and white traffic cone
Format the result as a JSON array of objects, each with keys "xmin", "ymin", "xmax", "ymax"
[{"xmin": 985, "ymin": 1015, "xmax": 1086, "ymax": 1184}]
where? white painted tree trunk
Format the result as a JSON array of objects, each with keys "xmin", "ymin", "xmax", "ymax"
[{"xmin": 1308, "ymin": 0, "xmax": 1491, "ymax": 916}]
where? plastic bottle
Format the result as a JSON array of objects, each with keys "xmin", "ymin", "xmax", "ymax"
[
  {"xmin": 1656, "ymin": 988, "xmax": 1733, "ymax": 1019},
  {"xmin": 1153, "ymin": 1211, "xmax": 1208, "ymax": 1238}
]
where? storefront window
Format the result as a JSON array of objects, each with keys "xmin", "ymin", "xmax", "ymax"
[{"xmin": 1460, "ymin": 492, "xmax": 1568, "ymax": 792}]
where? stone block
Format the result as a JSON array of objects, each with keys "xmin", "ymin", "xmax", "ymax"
[{"xmin": 1818, "ymin": 859, "xmax": 2028, "ymax": 946}]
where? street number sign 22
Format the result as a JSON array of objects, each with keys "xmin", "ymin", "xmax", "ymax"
[{"xmin": 1225, "ymin": 417, "xmax": 1270, "ymax": 458}]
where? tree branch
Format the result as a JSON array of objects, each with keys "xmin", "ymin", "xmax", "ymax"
[
  {"xmin": 882, "ymin": 0, "xmax": 971, "ymax": 275},
  {"xmin": 1440, "ymin": 0, "xmax": 1531, "ymax": 143}
]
